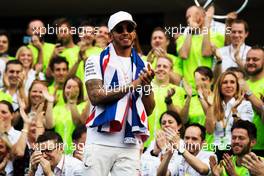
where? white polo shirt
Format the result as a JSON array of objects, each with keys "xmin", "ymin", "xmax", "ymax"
[
  {"xmin": 168, "ymin": 150, "xmax": 215, "ymax": 176},
  {"xmin": 217, "ymin": 43, "xmax": 251, "ymax": 72}
]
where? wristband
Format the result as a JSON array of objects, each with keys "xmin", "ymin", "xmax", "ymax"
[
  {"xmin": 216, "ymin": 60, "xmax": 222, "ymax": 65},
  {"xmin": 150, "ymin": 150, "xmax": 159, "ymax": 157},
  {"xmin": 165, "ymin": 97, "xmax": 173, "ymax": 105}
]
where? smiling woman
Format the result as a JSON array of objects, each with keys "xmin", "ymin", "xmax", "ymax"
[
  {"xmin": 205, "ymin": 71, "xmax": 254, "ymax": 160},
  {"xmin": 16, "ymin": 46, "xmax": 45, "ymax": 95}
]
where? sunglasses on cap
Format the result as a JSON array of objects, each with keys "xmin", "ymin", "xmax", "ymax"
[{"xmin": 113, "ymin": 23, "xmax": 135, "ymax": 34}]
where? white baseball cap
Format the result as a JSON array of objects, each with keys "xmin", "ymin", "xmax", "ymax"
[{"xmin": 108, "ymin": 11, "xmax": 137, "ymax": 32}]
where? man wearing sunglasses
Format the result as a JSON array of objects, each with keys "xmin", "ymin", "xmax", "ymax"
[{"xmin": 84, "ymin": 11, "xmax": 155, "ymax": 176}]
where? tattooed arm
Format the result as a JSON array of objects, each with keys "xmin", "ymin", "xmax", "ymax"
[{"xmin": 86, "ymin": 79, "xmax": 141, "ymax": 106}]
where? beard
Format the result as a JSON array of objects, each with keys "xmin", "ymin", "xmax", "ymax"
[
  {"xmin": 246, "ymin": 65, "xmax": 263, "ymax": 76},
  {"xmin": 233, "ymin": 141, "xmax": 251, "ymax": 157}
]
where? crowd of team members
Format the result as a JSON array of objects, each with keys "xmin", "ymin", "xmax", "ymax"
[{"xmin": 0, "ymin": 4, "xmax": 263, "ymax": 176}]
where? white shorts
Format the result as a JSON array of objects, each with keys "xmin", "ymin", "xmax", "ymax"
[{"xmin": 83, "ymin": 144, "xmax": 140, "ymax": 176}]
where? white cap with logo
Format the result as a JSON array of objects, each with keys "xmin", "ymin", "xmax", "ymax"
[{"xmin": 108, "ymin": 11, "xmax": 137, "ymax": 32}]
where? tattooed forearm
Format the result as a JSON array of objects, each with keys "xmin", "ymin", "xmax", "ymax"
[{"xmin": 86, "ymin": 79, "xmax": 131, "ymax": 106}]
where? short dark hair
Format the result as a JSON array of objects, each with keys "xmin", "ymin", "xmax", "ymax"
[
  {"xmin": 49, "ymin": 56, "xmax": 69, "ymax": 71},
  {"xmin": 5, "ymin": 59, "xmax": 23, "ymax": 72},
  {"xmin": 0, "ymin": 100, "xmax": 14, "ymax": 114},
  {"xmin": 231, "ymin": 19, "xmax": 249, "ymax": 33},
  {"xmin": 159, "ymin": 110, "xmax": 184, "ymax": 138},
  {"xmin": 72, "ymin": 125, "xmax": 87, "ymax": 141},
  {"xmin": 250, "ymin": 45, "xmax": 264, "ymax": 53},
  {"xmin": 185, "ymin": 123, "xmax": 206, "ymax": 141},
  {"xmin": 226, "ymin": 67, "xmax": 246, "ymax": 78},
  {"xmin": 53, "ymin": 18, "xmax": 71, "ymax": 28},
  {"xmin": 159, "ymin": 110, "xmax": 182, "ymax": 126},
  {"xmin": 36, "ymin": 131, "xmax": 63, "ymax": 144},
  {"xmin": 231, "ymin": 120, "xmax": 257, "ymax": 140},
  {"xmin": 79, "ymin": 20, "xmax": 94, "ymax": 28},
  {"xmin": 194, "ymin": 66, "xmax": 213, "ymax": 81},
  {"xmin": 0, "ymin": 30, "xmax": 9, "ymax": 39}
]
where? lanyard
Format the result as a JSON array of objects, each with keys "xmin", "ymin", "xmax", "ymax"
[{"xmin": 229, "ymin": 45, "xmax": 246, "ymax": 63}]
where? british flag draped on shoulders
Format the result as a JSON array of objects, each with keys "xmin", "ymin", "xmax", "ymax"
[{"xmin": 86, "ymin": 43, "xmax": 151, "ymax": 144}]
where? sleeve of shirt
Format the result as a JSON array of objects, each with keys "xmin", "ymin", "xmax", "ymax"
[
  {"xmin": 172, "ymin": 86, "xmax": 185, "ymax": 109},
  {"xmin": 210, "ymin": 32, "xmax": 225, "ymax": 48},
  {"xmin": 84, "ymin": 56, "xmax": 102, "ymax": 83},
  {"xmin": 238, "ymin": 100, "xmax": 254, "ymax": 122},
  {"xmin": 176, "ymin": 35, "xmax": 185, "ymax": 53}
]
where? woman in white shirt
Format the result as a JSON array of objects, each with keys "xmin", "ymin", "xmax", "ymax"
[
  {"xmin": 15, "ymin": 46, "xmax": 45, "ymax": 95},
  {"xmin": 142, "ymin": 110, "xmax": 183, "ymax": 176},
  {"xmin": 205, "ymin": 71, "xmax": 254, "ymax": 160}
]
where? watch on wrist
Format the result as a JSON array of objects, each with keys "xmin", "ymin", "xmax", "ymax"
[
  {"xmin": 178, "ymin": 140, "xmax": 185, "ymax": 155},
  {"xmin": 245, "ymin": 90, "xmax": 253, "ymax": 97}
]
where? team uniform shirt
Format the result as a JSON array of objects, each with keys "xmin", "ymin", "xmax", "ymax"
[
  {"xmin": 220, "ymin": 155, "xmax": 251, "ymax": 176},
  {"xmin": 168, "ymin": 149, "xmax": 215, "ymax": 176},
  {"xmin": 184, "ymin": 20, "xmax": 226, "ymax": 36},
  {"xmin": 52, "ymin": 102, "xmax": 87, "ymax": 154},
  {"xmin": 85, "ymin": 46, "xmax": 102, "ymax": 58},
  {"xmin": 247, "ymin": 77, "xmax": 264, "ymax": 150},
  {"xmin": 48, "ymin": 83, "xmax": 64, "ymax": 106},
  {"xmin": 143, "ymin": 53, "xmax": 183, "ymax": 77},
  {"xmin": 176, "ymin": 32, "xmax": 224, "ymax": 90},
  {"xmin": 188, "ymin": 95, "xmax": 214, "ymax": 149},
  {"xmin": 28, "ymin": 42, "xmax": 55, "ymax": 73},
  {"xmin": 144, "ymin": 82, "xmax": 185, "ymax": 147},
  {"xmin": 214, "ymin": 99, "xmax": 254, "ymax": 148},
  {"xmin": 217, "ymin": 43, "xmax": 251, "ymax": 72},
  {"xmin": 0, "ymin": 90, "xmax": 12, "ymax": 103},
  {"xmin": 59, "ymin": 45, "xmax": 82, "ymax": 79}
]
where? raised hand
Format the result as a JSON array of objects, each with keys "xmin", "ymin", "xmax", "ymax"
[
  {"xmin": 153, "ymin": 47, "xmax": 167, "ymax": 58},
  {"xmin": 39, "ymin": 157, "xmax": 53, "ymax": 175},
  {"xmin": 52, "ymin": 44, "xmax": 65, "ymax": 58},
  {"xmin": 209, "ymin": 155, "xmax": 221, "ymax": 176},
  {"xmin": 29, "ymin": 150, "xmax": 42, "ymax": 173},
  {"xmin": 146, "ymin": 49, "xmax": 155, "ymax": 64},
  {"xmin": 167, "ymin": 88, "xmax": 176, "ymax": 98},
  {"xmin": 164, "ymin": 127, "xmax": 180, "ymax": 149},
  {"xmin": 31, "ymin": 35, "xmax": 43, "ymax": 50},
  {"xmin": 182, "ymin": 79, "xmax": 192, "ymax": 98},
  {"xmin": 223, "ymin": 153, "xmax": 237, "ymax": 176},
  {"xmin": 42, "ymin": 89, "xmax": 55, "ymax": 103},
  {"xmin": 156, "ymin": 130, "xmax": 167, "ymax": 151},
  {"xmin": 242, "ymin": 152, "xmax": 264, "ymax": 176},
  {"xmin": 211, "ymin": 44, "xmax": 222, "ymax": 61},
  {"xmin": 3, "ymin": 73, "xmax": 10, "ymax": 88},
  {"xmin": 205, "ymin": 5, "xmax": 214, "ymax": 28},
  {"xmin": 138, "ymin": 64, "xmax": 155, "ymax": 86},
  {"xmin": 78, "ymin": 41, "xmax": 89, "ymax": 61}
]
